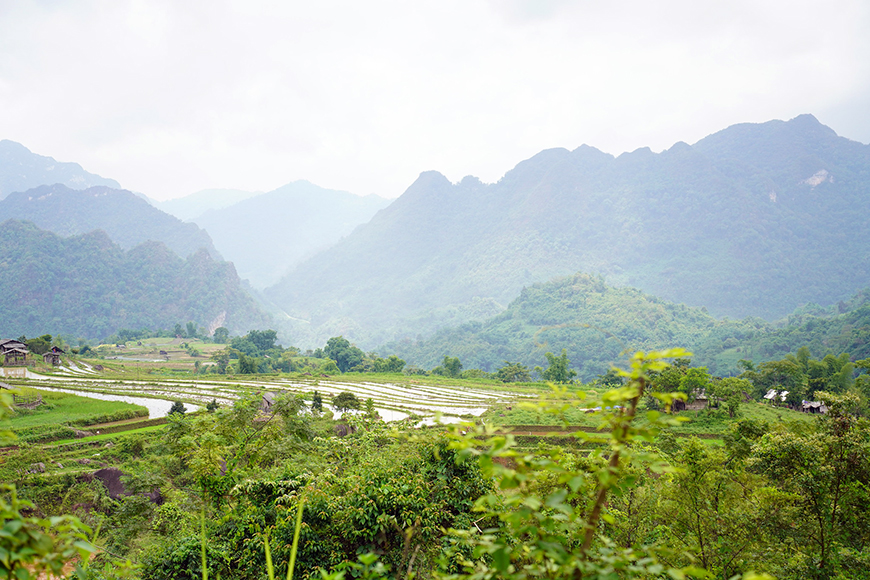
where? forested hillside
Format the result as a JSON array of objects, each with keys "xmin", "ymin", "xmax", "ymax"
[
  {"xmin": 267, "ymin": 115, "xmax": 870, "ymax": 349},
  {"xmin": 193, "ymin": 180, "xmax": 391, "ymax": 287},
  {"xmin": 0, "ymin": 184, "xmax": 221, "ymax": 260},
  {"xmin": 384, "ymin": 273, "xmax": 756, "ymax": 379},
  {"xmin": 386, "ymin": 273, "xmax": 870, "ymax": 380},
  {"xmin": 0, "ymin": 139, "xmax": 120, "ymax": 198},
  {"xmin": 0, "ymin": 220, "xmax": 269, "ymax": 338}
]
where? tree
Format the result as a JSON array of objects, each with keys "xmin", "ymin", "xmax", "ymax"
[
  {"xmin": 750, "ymin": 392, "xmax": 870, "ymax": 578},
  {"xmin": 206, "ymin": 399, "xmax": 219, "ymax": 413},
  {"xmin": 213, "ymin": 327, "xmax": 230, "ymax": 344},
  {"xmin": 237, "ymin": 352, "xmax": 257, "ymax": 374},
  {"xmin": 163, "ymin": 393, "xmax": 311, "ymax": 508},
  {"xmin": 373, "ymin": 354, "xmax": 406, "ymax": 374},
  {"xmin": 679, "ymin": 366, "xmax": 711, "ymax": 399},
  {"xmin": 432, "ymin": 355, "xmax": 463, "ymax": 378},
  {"xmin": 595, "ymin": 368, "xmax": 625, "ymax": 388},
  {"xmin": 311, "ymin": 391, "xmax": 323, "ymax": 413},
  {"xmin": 174, "ymin": 323, "xmax": 185, "ymax": 338},
  {"xmin": 186, "ymin": 321, "xmax": 198, "ymax": 339},
  {"xmin": 710, "ymin": 377, "xmax": 750, "ymax": 418},
  {"xmin": 323, "ymin": 336, "xmax": 364, "ymax": 372},
  {"xmin": 169, "ymin": 400, "xmax": 187, "ymax": 415},
  {"xmin": 332, "ymin": 391, "xmax": 361, "ymax": 413},
  {"xmin": 496, "ymin": 361, "xmax": 531, "ymax": 383},
  {"xmin": 536, "ymin": 349, "xmax": 577, "ymax": 383},
  {"xmin": 654, "ymin": 437, "xmax": 788, "ymax": 577},
  {"xmin": 247, "ymin": 329, "xmax": 278, "ymax": 353},
  {"xmin": 25, "ymin": 334, "xmax": 52, "ymax": 355},
  {"xmin": 211, "ymin": 349, "xmax": 230, "ymax": 374}
]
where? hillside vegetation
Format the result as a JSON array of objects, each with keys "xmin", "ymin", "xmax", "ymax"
[
  {"xmin": 385, "ymin": 272, "xmax": 870, "ymax": 381},
  {"xmin": 0, "ymin": 220, "xmax": 269, "ymax": 338},
  {"xmin": 267, "ymin": 115, "xmax": 870, "ymax": 349},
  {"xmin": 0, "ymin": 184, "xmax": 220, "ymax": 260}
]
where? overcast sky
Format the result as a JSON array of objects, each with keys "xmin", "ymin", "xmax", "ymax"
[{"xmin": 1, "ymin": 0, "xmax": 868, "ymax": 201}]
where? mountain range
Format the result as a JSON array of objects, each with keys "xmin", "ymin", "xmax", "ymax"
[
  {"xmin": 265, "ymin": 114, "xmax": 870, "ymax": 349},
  {"xmin": 0, "ymin": 184, "xmax": 220, "ymax": 260},
  {"xmin": 0, "ymin": 220, "xmax": 269, "ymax": 339},
  {"xmin": 0, "ymin": 140, "xmax": 119, "ymax": 198}
]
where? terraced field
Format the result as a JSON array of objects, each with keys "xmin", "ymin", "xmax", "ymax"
[{"xmin": 5, "ymin": 365, "xmax": 532, "ymax": 423}]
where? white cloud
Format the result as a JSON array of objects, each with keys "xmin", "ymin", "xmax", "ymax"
[{"xmin": 0, "ymin": 0, "xmax": 868, "ymax": 200}]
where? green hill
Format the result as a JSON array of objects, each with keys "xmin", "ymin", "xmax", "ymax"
[
  {"xmin": 384, "ymin": 273, "xmax": 870, "ymax": 381},
  {"xmin": 382, "ymin": 273, "xmax": 760, "ymax": 380},
  {"xmin": 0, "ymin": 220, "xmax": 269, "ymax": 339}
]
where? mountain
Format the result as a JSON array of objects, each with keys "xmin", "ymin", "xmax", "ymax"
[
  {"xmin": 158, "ymin": 188, "xmax": 262, "ymax": 221},
  {"xmin": 0, "ymin": 184, "xmax": 221, "ymax": 260},
  {"xmin": 385, "ymin": 273, "xmax": 870, "ymax": 381},
  {"xmin": 0, "ymin": 140, "xmax": 120, "ymax": 198},
  {"xmin": 265, "ymin": 115, "xmax": 870, "ymax": 348},
  {"xmin": 193, "ymin": 181, "xmax": 392, "ymax": 288},
  {"xmin": 0, "ymin": 220, "xmax": 270, "ymax": 339}
]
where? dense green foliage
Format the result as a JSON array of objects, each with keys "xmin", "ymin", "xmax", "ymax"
[
  {"xmin": 387, "ymin": 273, "xmax": 870, "ymax": 381},
  {"xmin": 267, "ymin": 115, "xmax": 870, "ymax": 349},
  {"xmin": 0, "ymin": 220, "xmax": 270, "ymax": 339},
  {"xmin": 6, "ymin": 349, "xmax": 870, "ymax": 579}
]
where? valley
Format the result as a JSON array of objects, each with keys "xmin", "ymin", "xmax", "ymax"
[{"xmin": 2, "ymin": 114, "xmax": 870, "ymax": 580}]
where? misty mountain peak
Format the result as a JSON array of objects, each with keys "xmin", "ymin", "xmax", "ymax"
[
  {"xmin": 0, "ymin": 140, "xmax": 120, "ymax": 198},
  {"xmin": 413, "ymin": 170, "xmax": 452, "ymax": 187},
  {"xmin": 458, "ymin": 175, "xmax": 484, "ymax": 188},
  {"xmin": 618, "ymin": 146, "xmax": 654, "ymax": 160}
]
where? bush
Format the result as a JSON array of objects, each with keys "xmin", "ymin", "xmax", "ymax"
[{"xmin": 332, "ymin": 391, "xmax": 361, "ymax": 413}]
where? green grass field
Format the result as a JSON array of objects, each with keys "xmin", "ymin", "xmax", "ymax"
[{"xmin": 3, "ymin": 386, "xmax": 148, "ymax": 443}]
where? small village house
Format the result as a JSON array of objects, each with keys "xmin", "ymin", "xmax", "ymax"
[
  {"xmin": 43, "ymin": 345, "xmax": 64, "ymax": 366},
  {"xmin": 0, "ymin": 338, "xmax": 29, "ymax": 366},
  {"xmin": 673, "ymin": 388, "xmax": 709, "ymax": 412}
]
